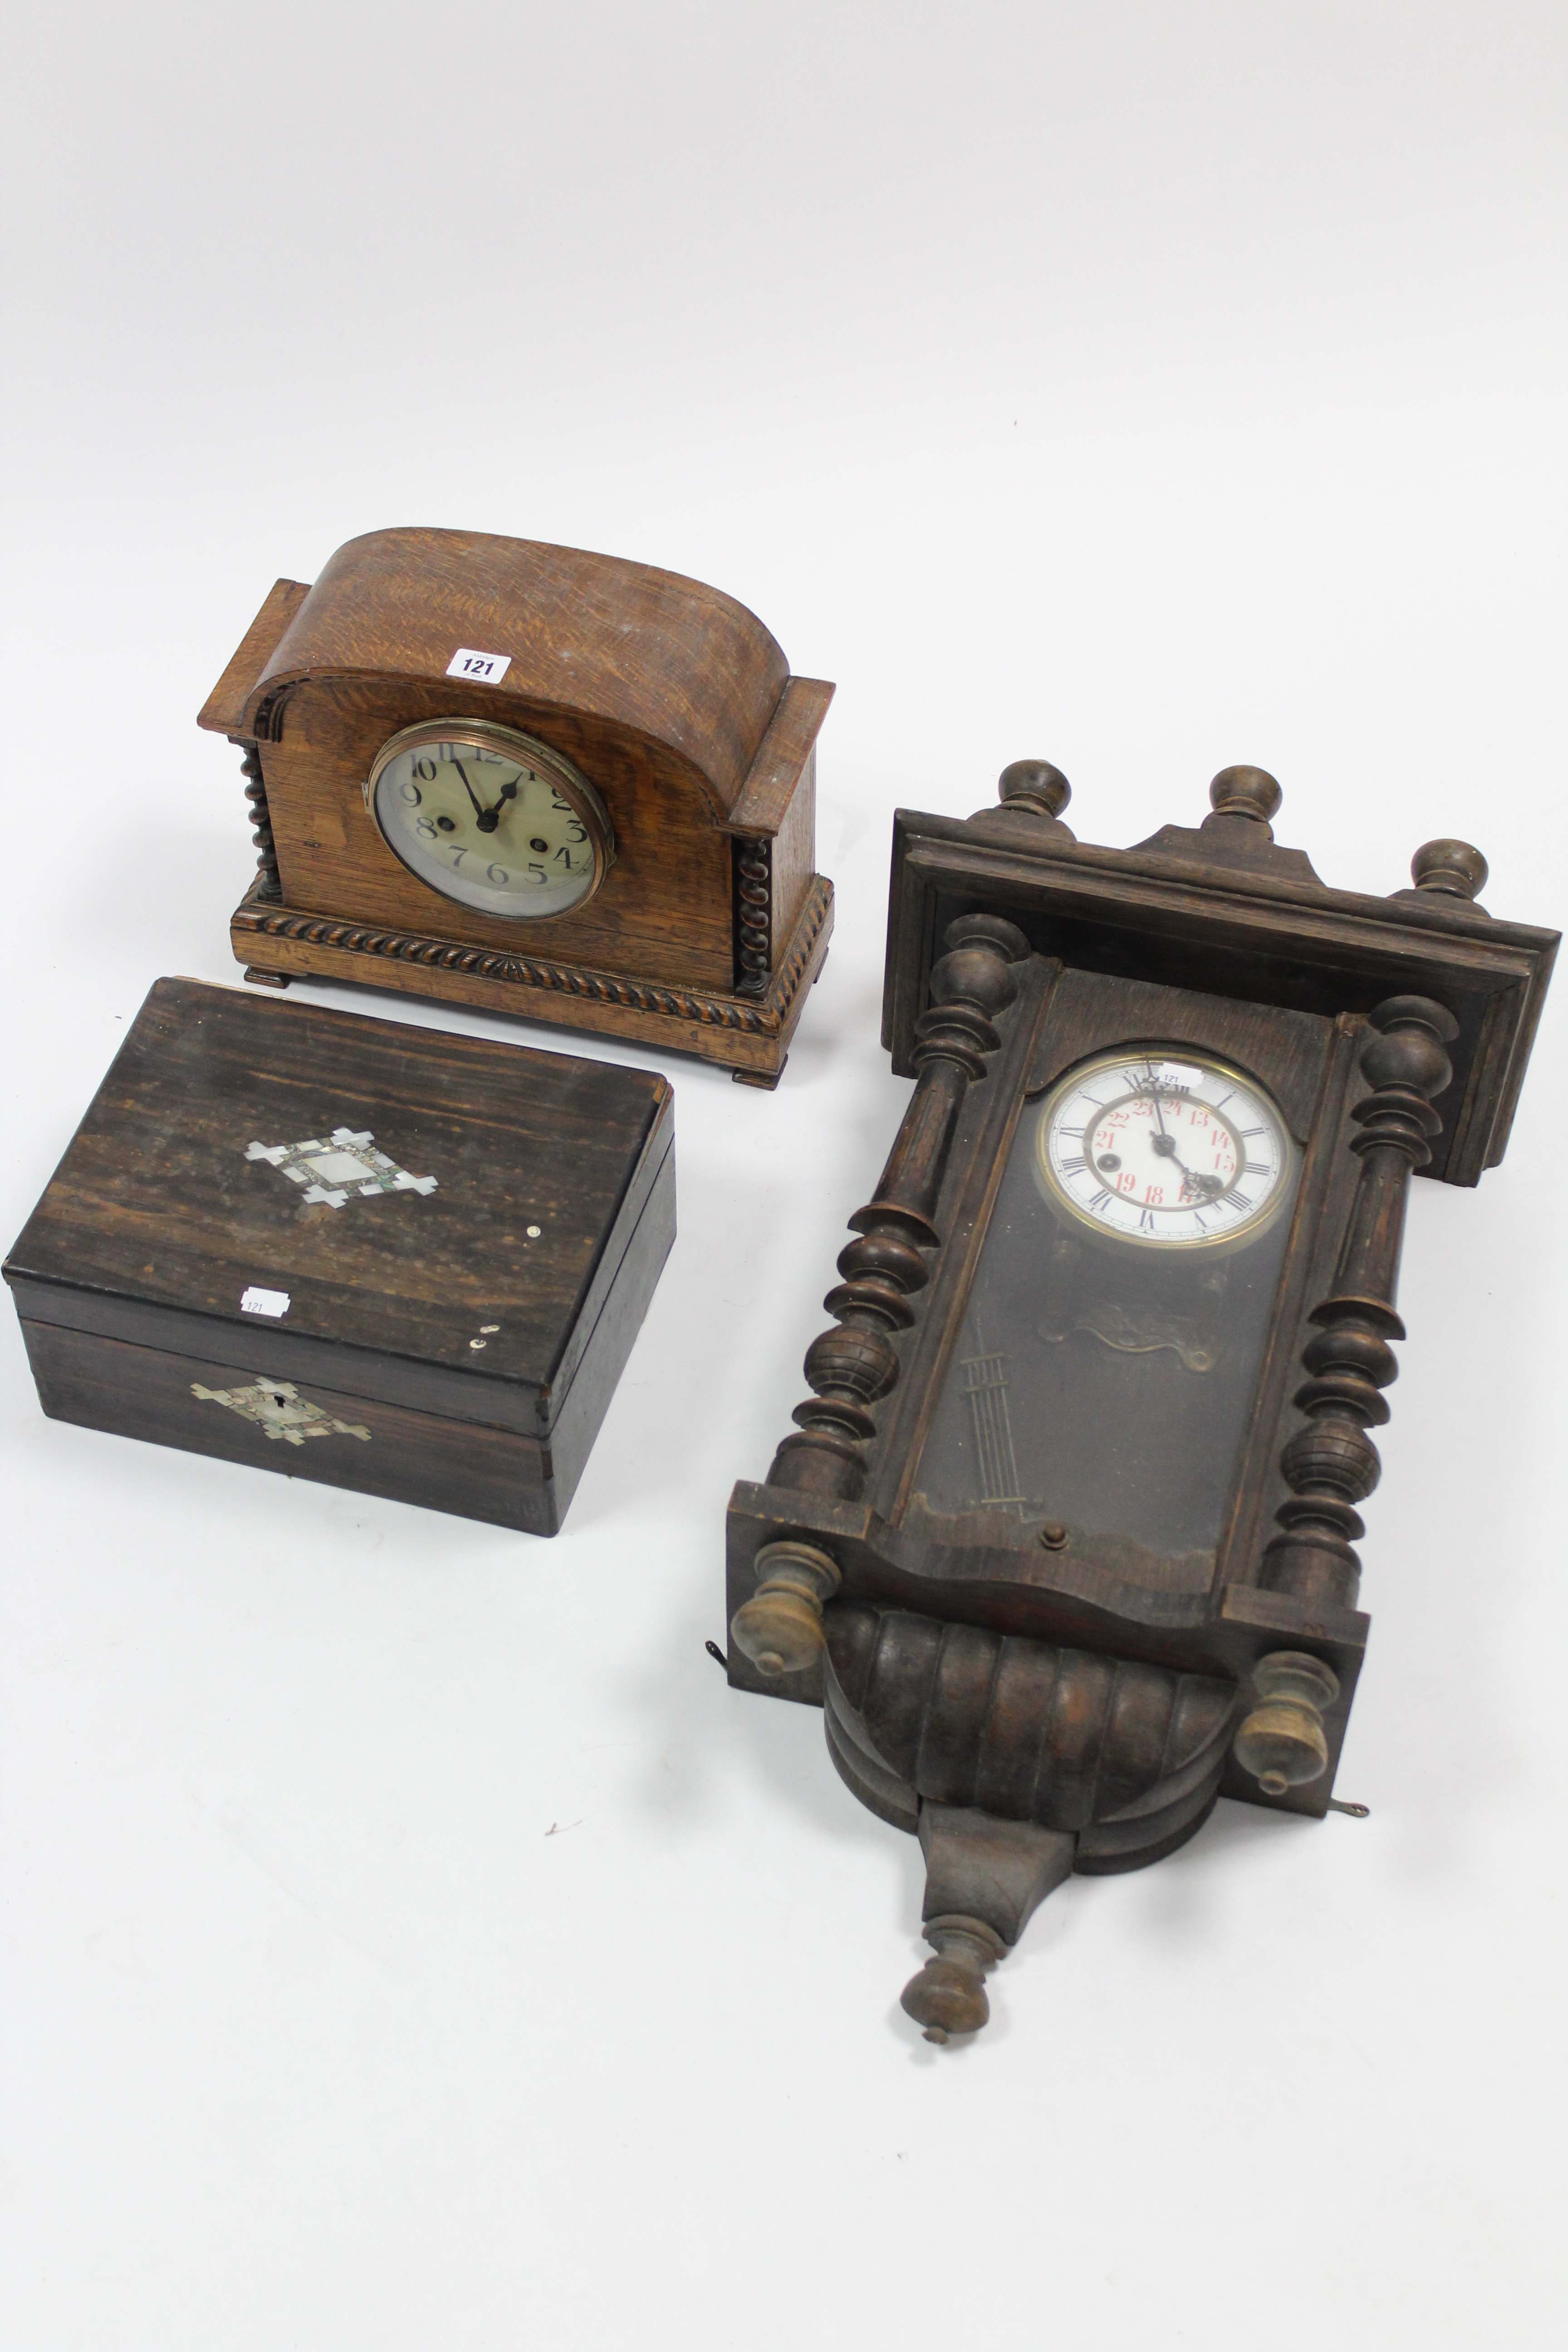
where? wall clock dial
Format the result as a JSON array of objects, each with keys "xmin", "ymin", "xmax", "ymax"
[
  {"xmin": 366, "ymin": 719, "xmax": 613, "ymax": 920},
  {"xmin": 1035, "ymin": 1048, "xmax": 1291, "ymax": 1248}
]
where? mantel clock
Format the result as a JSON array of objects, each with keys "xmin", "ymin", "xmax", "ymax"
[
  {"xmin": 725, "ymin": 761, "xmax": 1557, "ymax": 2039},
  {"xmin": 199, "ymin": 528, "xmax": 834, "ymax": 1086}
]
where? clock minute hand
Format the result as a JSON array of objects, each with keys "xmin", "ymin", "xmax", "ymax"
[
  {"xmin": 449, "ymin": 758, "xmax": 488, "ymax": 824},
  {"xmin": 1148, "ymin": 1120, "xmax": 1222, "ymax": 1202},
  {"xmin": 452, "ymin": 759, "xmax": 518, "ymax": 836}
]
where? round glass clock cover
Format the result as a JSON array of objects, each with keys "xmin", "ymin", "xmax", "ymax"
[
  {"xmin": 366, "ymin": 719, "xmax": 613, "ymax": 919},
  {"xmin": 1035, "ymin": 1048, "xmax": 1292, "ymax": 1248}
]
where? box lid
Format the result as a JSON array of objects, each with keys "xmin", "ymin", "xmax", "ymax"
[{"xmin": 5, "ymin": 979, "xmax": 673, "ymax": 1438}]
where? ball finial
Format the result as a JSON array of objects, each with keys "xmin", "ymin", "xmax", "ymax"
[
  {"xmin": 899, "ymin": 1916, "xmax": 1003, "ymax": 2043},
  {"xmin": 998, "ymin": 760, "xmax": 1071, "ymax": 819},
  {"xmin": 1411, "ymin": 838, "xmax": 1488, "ymax": 901},
  {"xmin": 1207, "ymin": 766, "xmax": 1283, "ymax": 828},
  {"xmin": 1233, "ymin": 1653, "xmax": 1340, "ymax": 1795}
]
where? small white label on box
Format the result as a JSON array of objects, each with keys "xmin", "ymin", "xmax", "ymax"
[
  {"xmin": 446, "ymin": 647, "xmax": 512, "ymax": 684},
  {"xmin": 1155, "ymin": 1062, "xmax": 1205, "ymax": 1091},
  {"xmin": 240, "ymin": 1286, "xmax": 291, "ymax": 1318}
]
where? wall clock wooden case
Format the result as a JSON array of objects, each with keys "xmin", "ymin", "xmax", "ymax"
[
  {"xmin": 725, "ymin": 760, "xmax": 1557, "ymax": 2042},
  {"xmin": 200, "ymin": 529, "xmax": 834, "ymax": 1085}
]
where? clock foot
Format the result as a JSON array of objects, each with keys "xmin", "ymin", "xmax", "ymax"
[
  {"xmin": 732, "ymin": 1058, "xmax": 786, "ymax": 1090},
  {"xmin": 243, "ymin": 966, "xmax": 292, "ymax": 989},
  {"xmin": 901, "ymin": 1804, "xmax": 1075, "ymax": 2044}
]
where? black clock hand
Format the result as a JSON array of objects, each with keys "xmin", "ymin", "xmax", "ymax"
[
  {"xmin": 1148, "ymin": 1122, "xmax": 1223, "ymax": 1201},
  {"xmin": 449, "ymin": 758, "xmax": 488, "ymax": 824},
  {"xmin": 459, "ymin": 768, "xmax": 519, "ymax": 836}
]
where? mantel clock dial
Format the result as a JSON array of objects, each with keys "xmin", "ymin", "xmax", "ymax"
[
  {"xmin": 725, "ymin": 757, "xmax": 1558, "ymax": 2046},
  {"xmin": 366, "ymin": 719, "xmax": 614, "ymax": 919},
  {"xmin": 198, "ymin": 528, "xmax": 835, "ymax": 1087}
]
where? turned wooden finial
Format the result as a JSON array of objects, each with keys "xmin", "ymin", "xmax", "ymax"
[
  {"xmin": 900, "ymin": 1916, "xmax": 1005, "ymax": 2043},
  {"xmin": 1411, "ymin": 838, "xmax": 1489, "ymax": 901},
  {"xmin": 729, "ymin": 1540, "xmax": 841, "ymax": 1677},
  {"xmin": 998, "ymin": 760, "xmax": 1072, "ymax": 820},
  {"xmin": 1205, "ymin": 766, "xmax": 1284, "ymax": 831},
  {"xmin": 1234, "ymin": 1652, "xmax": 1341, "ymax": 1797}
]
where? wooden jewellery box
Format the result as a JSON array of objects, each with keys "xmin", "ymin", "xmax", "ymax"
[{"xmin": 4, "ymin": 979, "xmax": 675, "ymax": 1534}]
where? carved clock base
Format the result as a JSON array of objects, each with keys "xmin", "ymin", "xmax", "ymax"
[{"xmin": 230, "ymin": 876, "xmax": 833, "ymax": 1084}]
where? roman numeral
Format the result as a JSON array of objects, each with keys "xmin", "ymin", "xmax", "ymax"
[
  {"xmin": 1245, "ymin": 1161, "xmax": 1269, "ymax": 1175},
  {"xmin": 1058, "ymin": 1124, "xmax": 1084, "ymax": 1137},
  {"xmin": 1138, "ymin": 1209, "xmax": 1156, "ymax": 1233},
  {"xmin": 1239, "ymin": 1126, "xmax": 1264, "ymax": 1137},
  {"xmin": 1089, "ymin": 1187, "xmax": 1111, "ymax": 1210},
  {"xmin": 1059, "ymin": 1156, "xmax": 1087, "ymax": 1176}
]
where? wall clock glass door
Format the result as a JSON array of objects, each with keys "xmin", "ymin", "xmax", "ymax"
[{"xmin": 910, "ymin": 1043, "xmax": 1300, "ymax": 1584}]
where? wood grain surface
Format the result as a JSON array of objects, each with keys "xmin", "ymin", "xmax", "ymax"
[
  {"xmin": 198, "ymin": 578, "xmax": 309, "ymax": 736},
  {"xmin": 200, "ymin": 532, "xmax": 835, "ymax": 1054},
  {"xmin": 726, "ymin": 754, "xmax": 1553, "ymax": 1842},
  {"xmin": 231, "ymin": 872, "xmax": 835, "ymax": 1081},
  {"xmin": 258, "ymin": 675, "xmax": 736, "ymax": 988},
  {"xmin": 208, "ymin": 527, "xmax": 791, "ymax": 818},
  {"xmin": 21, "ymin": 1317, "xmax": 559, "ymax": 1531},
  {"xmin": 882, "ymin": 792, "xmax": 1558, "ymax": 1185},
  {"xmin": 5, "ymin": 978, "xmax": 673, "ymax": 1435}
]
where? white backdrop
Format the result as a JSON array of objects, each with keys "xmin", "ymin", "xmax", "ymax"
[{"xmin": 2, "ymin": 6, "xmax": 1564, "ymax": 2346}]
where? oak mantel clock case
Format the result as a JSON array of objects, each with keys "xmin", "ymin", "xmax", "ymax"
[
  {"xmin": 724, "ymin": 761, "xmax": 1557, "ymax": 2041},
  {"xmin": 199, "ymin": 528, "xmax": 835, "ymax": 1087}
]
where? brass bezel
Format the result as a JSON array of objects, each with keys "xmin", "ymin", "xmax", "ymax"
[
  {"xmin": 364, "ymin": 717, "xmax": 615, "ymax": 921},
  {"xmin": 1032, "ymin": 1045, "xmax": 1296, "ymax": 1253}
]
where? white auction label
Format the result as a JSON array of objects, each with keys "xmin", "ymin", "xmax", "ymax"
[
  {"xmin": 446, "ymin": 647, "xmax": 513, "ymax": 684},
  {"xmin": 240, "ymin": 1286, "xmax": 291, "ymax": 1318},
  {"xmin": 1154, "ymin": 1062, "xmax": 1205, "ymax": 1090}
]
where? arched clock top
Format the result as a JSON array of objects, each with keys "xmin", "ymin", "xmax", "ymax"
[
  {"xmin": 198, "ymin": 531, "xmax": 835, "ymax": 1081},
  {"xmin": 198, "ymin": 527, "xmax": 825, "ymax": 825}
]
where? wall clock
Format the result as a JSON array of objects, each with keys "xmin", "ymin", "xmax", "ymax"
[
  {"xmin": 198, "ymin": 528, "xmax": 834, "ymax": 1086},
  {"xmin": 724, "ymin": 760, "xmax": 1557, "ymax": 2039}
]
